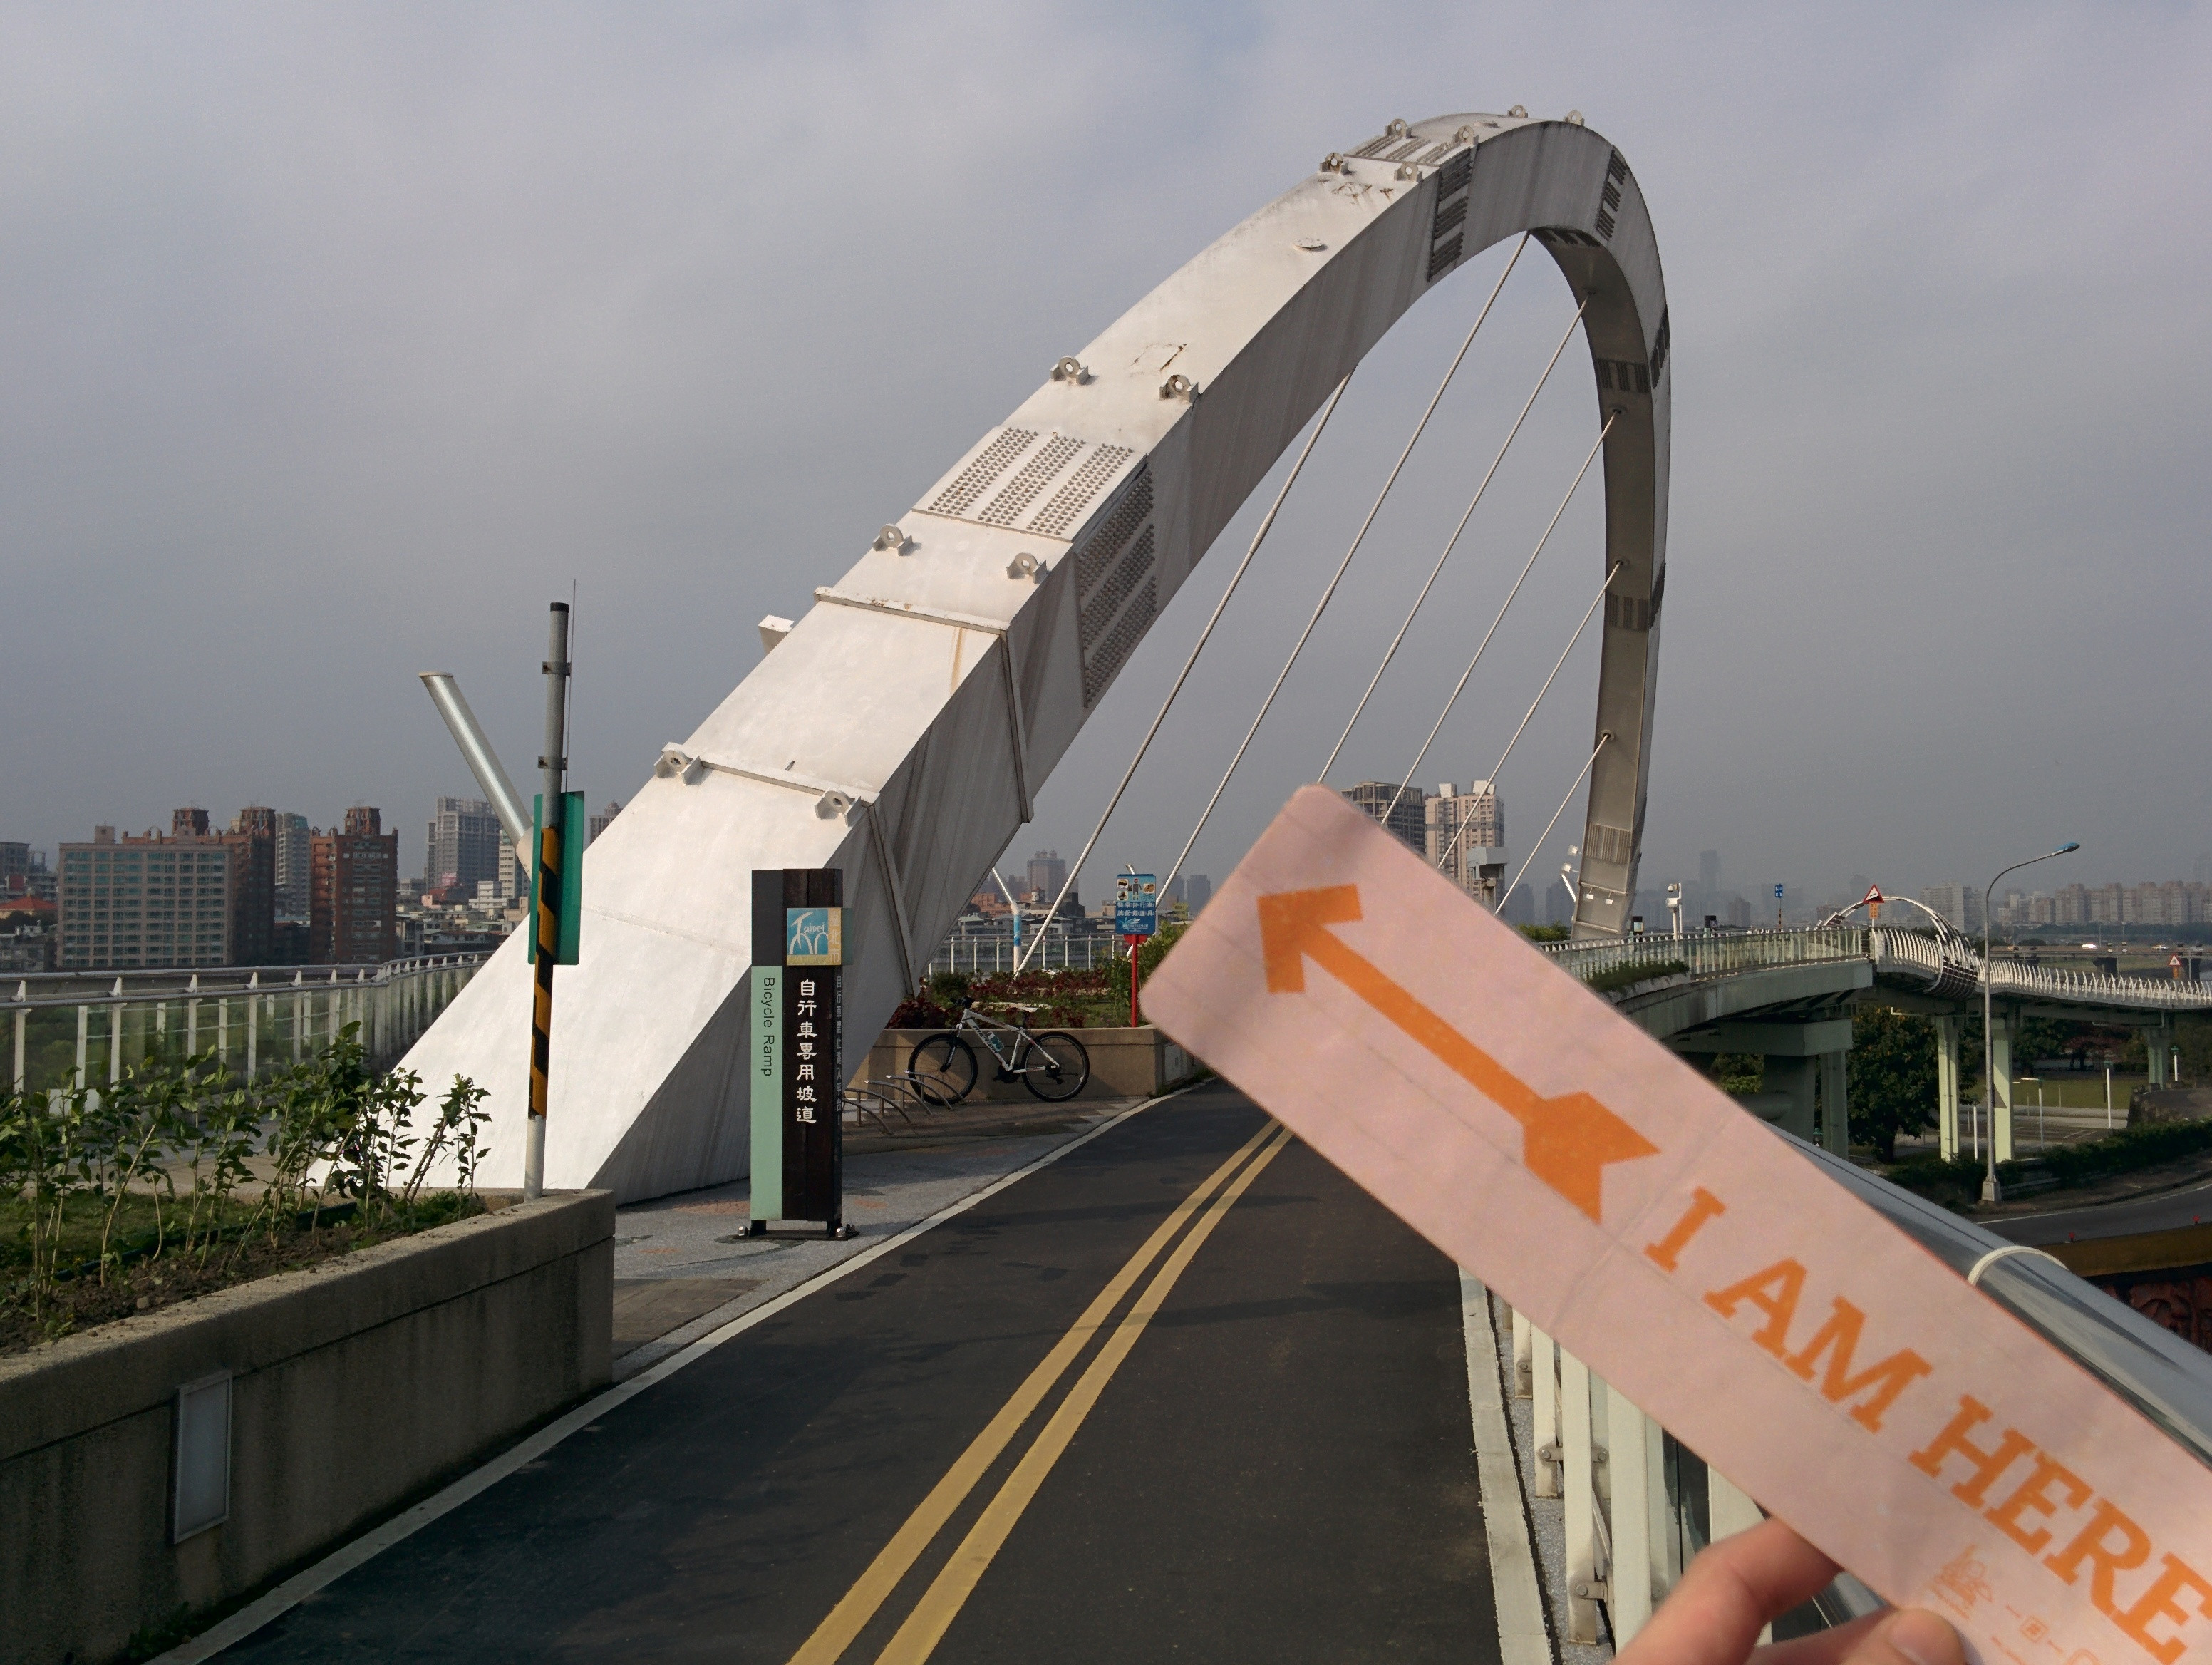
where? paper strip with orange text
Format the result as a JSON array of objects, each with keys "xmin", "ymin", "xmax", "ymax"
[{"xmin": 1142, "ymin": 786, "xmax": 2212, "ymax": 1665}]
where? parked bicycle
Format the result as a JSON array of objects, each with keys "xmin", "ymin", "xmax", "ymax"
[{"xmin": 909, "ymin": 1005, "xmax": 1090, "ymax": 1104}]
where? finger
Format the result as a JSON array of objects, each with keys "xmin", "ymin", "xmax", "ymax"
[
  {"xmin": 1618, "ymin": 1520, "xmax": 1839, "ymax": 1665},
  {"xmin": 1755, "ymin": 1609, "xmax": 1963, "ymax": 1665},
  {"xmin": 1754, "ymin": 1610, "xmax": 1889, "ymax": 1665}
]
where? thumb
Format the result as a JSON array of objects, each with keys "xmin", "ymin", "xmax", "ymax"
[{"xmin": 1843, "ymin": 1609, "xmax": 1964, "ymax": 1665}]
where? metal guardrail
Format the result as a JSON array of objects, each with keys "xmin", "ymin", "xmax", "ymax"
[
  {"xmin": 1536, "ymin": 926, "xmax": 2212, "ymax": 1014},
  {"xmin": 4, "ymin": 954, "xmax": 487, "ymax": 1091},
  {"xmin": 926, "ymin": 935, "xmax": 1123, "ymax": 976}
]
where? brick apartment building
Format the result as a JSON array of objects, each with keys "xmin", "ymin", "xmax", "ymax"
[{"xmin": 311, "ymin": 806, "xmax": 398, "ymax": 964}]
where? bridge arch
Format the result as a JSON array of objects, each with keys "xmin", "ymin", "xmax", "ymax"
[{"xmin": 405, "ymin": 110, "xmax": 1672, "ymax": 1199}]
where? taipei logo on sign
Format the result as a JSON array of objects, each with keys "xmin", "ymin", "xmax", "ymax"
[{"xmin": 786, "ymin": 907, "xmax": 843, "ymax": 965}]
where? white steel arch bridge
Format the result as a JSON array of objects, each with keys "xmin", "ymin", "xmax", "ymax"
[{"xmin": 405, "ymin": 108, "xmax": 1673, "ymax": 1200}]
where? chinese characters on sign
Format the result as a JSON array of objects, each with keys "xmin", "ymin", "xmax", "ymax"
[{"xmin": 749, "ymin": 867, "xmax": 845, "ymax": 1234}]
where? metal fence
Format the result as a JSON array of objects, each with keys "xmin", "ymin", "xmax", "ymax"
[
  {"xmin": 1536, "ymin": 925, "xmax": 2212, "ymax": 1013},
  {"xmin": 926, "ymin": 935, "xmax": 1126, "ymax": 976},
  {"xmin": 4, "ymin": 954, "xmax": 487, "ymax": 1094}
]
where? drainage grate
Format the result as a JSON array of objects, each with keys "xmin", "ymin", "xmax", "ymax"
[
  {"xmin": 1350, "ymin": 134, "xmax": 1395, "ymax": 158},
  {"xmin": 1427, "ymin": 234, "xmax": 1465, "ymax": 282},
  {"xmin": 1608, "ymin": 150, "xmax": 1628, "ymax": 184},
  {"xmin": 928, "ymin": 428, "xmax": 1039, "ymax": 519},
  {"xmin": 1030, "ymin": 444, "xmax": 1134, "ymax": 539},
  {"xmin": 1432, "ymin": 194, "xmax": 1468, "ymax": 239},
  {"xmin": 978, "ymin": 434, "xmax": 1084, "ymax": 527},
  {"xmin": 1602, "ymin": 180, "xmax": 1622, "ymax": 212},
  {"xmin": 1596, "ymin": 207, "xmax": 1616, "ymax": 240},
  {"xmin": 1591, "ymin": 823, "xmax": 1633, "ymax": 868},
  {"xmin": 1606, "ymin": 592, "xmax": 1655, "ymax": 632},
  {"xmin": 1437, "ymin": 150, "xmax": 1473, "ymax": 196},
  {"xmin": 1648, "ymin": 307, "xmax": 1670, "ymax": 387},
  {"xmin": 1082, "ymin": 576, "xmax": 1157, "ymax": 706}
]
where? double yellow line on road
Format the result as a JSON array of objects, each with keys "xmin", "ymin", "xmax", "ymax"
[{"xmin": 788, "ymin": 1119, "xmax": 1294, "ymax": 1665}]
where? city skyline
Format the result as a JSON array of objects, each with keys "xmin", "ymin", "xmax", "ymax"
[{"xmin": 4, "ymin": 8, "xmax": 2208, "ymax": 925}]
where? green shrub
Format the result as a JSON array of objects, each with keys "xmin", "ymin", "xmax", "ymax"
[{"xmin": 1583, "ymin": 959, "xmax": 1688, "ymax": 994}]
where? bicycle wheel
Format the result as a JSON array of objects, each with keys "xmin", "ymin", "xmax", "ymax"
[
  {"xmin": 1022, "ymin": 1031, "xmax": 1090, "ymax": 1102},
  {"xmin": 909, "ymin": 1033, "xmax": 977, "ymax": 1105}
]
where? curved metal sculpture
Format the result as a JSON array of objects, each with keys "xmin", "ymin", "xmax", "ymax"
[{"xmin": 403, "ymin": 108, "xmax": 1671, "ymax": 1200}]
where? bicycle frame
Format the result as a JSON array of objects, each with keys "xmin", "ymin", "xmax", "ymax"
[{"xmin": 956, "ymin": 1006, "xmax": 1048, "ymax": 1078}]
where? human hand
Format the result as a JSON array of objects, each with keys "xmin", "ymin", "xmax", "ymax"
[{"xmin": 1617, "ymin": 1518, "xmax": 1963, "ymax": 1665}]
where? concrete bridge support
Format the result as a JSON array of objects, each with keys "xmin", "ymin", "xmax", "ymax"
[
  {"xmin": 1990, "ymin": 1009, "xmax": 2016, "ymax": 1164},
  {"xmin": 1817, "ymin": 1051, "xmax": 1850, "ymax": 1156},
  {"xmin": 1670, "ymin": 1019, "xmax": 1852, "ymax": 1150},
  {"xmin": 2145, "ymin": 1017, "xmax": 2175, "ymax": 1088},
  {"xmin": 1935, "ymin": 1015, "xmax": 1962, "ymax": 1161}
]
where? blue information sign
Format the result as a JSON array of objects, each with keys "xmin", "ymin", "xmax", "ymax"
[{"xmin": 1115, "ymin": 872, "xmax": 1159, "ymax": 937}]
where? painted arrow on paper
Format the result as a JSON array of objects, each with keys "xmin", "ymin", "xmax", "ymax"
[{"xmin": 1256, "ymin": 882, "xmax": 1658, "ymax": 1220}]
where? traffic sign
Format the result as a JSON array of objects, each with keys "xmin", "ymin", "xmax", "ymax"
[{"xmin": 1115, "ymin": 872, "xmax": 1159, "ymax": 937}]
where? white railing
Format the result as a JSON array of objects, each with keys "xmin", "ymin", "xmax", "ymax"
[
  {"xmin": 926, "ymin": 935, "xmax": 1122, "ymax": 976},
  {"xmin": 1537, "ymin": 925, "xmax": 2212, "ymax": 1013},
  {"xmin": 4, "ymin": 954, "xmax": 487, "ymax": 1093}
]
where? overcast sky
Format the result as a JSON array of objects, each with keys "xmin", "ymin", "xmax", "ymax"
[{"xmin": 6, "ymin": 2, "xmax": 2208, "ymax": 912}]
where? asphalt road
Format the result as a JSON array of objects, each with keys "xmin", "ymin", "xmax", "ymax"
[
  {"xmin": 218, "ymin": 1083, "xmax": 1500, "ymax": 1663},
  {"xmin": 1995, "ymin": 1169, "xmax": 2212, "ymax": 1246}
]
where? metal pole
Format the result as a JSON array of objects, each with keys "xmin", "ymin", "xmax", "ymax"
[
  {"xmin": 1981, "ymin": 842, "xmax": 2078, "ymax": 1203},
  {"xmin": 527, "ymin": 601, "xmax": 571, "ymax": 1202}
]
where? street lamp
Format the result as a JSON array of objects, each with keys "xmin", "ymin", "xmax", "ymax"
[{"xmin": 1980, "ymin": 841, "xmax": 2080, "ymax": 1203}]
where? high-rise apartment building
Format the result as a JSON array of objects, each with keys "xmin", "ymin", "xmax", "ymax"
[
  {"xmin": 274, "ymin": 811, "xmax": 311, "ymax": 921},
  {"xmin": 58, "ymin": 824, "xmax": 233, "ymax": 969},
  {"xmin": 0, "ymin": 842, "xmax": 29, "ymax": 895},
  {"xmin": 1027, "ymin": 849, "xmax": 1068, "ymax": 903},
  {"xmin": 1340, "ymin": 782, "xmax": 1427, "ymax": 853},
  {"xmin": 425, "ymin": 797, "xmax": 502, "ymax": 896},
  {"xmin": 1699, "ymin": 850, "xmax": 1720, "ymax": 894},
  {"xmin": 224, "ymin": 806, "xmax": 279, "ymax": 965},
  {"xmin": 1425, "ymin": 781, "xmax": 1504, "ymax": 902},
  {"xmin": 589, "ymin": 800, "xmax": 623, "ymax": 844},
  {"xmin": 1920, "ymin": 883, "xmax": 1985, "ymax": 934},
  {"xmin": 1184, "ymin": 874, "xmax": 1212, "ymax": 915},
  {"xmin": 312, "ymin": 807, "xmax": 398, "ymax": 964}
]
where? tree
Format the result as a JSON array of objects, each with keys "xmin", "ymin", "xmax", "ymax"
[{"xmin": 1849, "ymin": 1006, "xmax": 1938, "ymax": 1162}]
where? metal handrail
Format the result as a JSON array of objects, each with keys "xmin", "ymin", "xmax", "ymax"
[
  {"xmin": 1535, "ymin": 926, "xmax": 2212, "ymax": 1012},
  {"xmin": 4, "ymin": 954, "xmax": 489, "ymax": 1013}
]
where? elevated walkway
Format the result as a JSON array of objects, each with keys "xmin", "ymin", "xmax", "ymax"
[{"xmin": 1536, "ymin": 927, "xmax": 2209, "ymax": 1161}]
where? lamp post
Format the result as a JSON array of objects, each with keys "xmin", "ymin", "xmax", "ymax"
[{"xmin": 1980, "ymin": 841, "xmax": 2079, "ymax": 1203}]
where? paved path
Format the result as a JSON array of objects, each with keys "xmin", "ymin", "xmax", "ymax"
[
  {"xmin": 211, "ymin": 1084, "xmax": 1505, "ymax": 1663},
  {"xmin": 1995, "ymin": 1166, "xmax": 2212, "ymax": 1246}
]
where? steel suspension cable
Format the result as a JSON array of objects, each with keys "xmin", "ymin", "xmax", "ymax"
[
  {"xmin": 1494, "ymin": 732, "xmax": 1611, "ymax": 913},
  {"xmin": 1318, "ymin": 292, "xmax": 1587, "ymax": 783},
  {"xmin": 1381, "ymin": 411, "xmax": 1617, "ymax": 827},
  {"xmin": 1012, "ymin": 377, "xmax": 1353, "ymax": 973},
  {"xmin": 1155, "ymin": 244, "xmax": 1530, "ymax": 897},
  {"xmin": 1436, "ymin": 559, "xmax": 1623, "ymax": 879}
]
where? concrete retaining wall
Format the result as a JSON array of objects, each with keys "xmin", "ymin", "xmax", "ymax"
[
  {"xmin": 0, "ymin": 1190, "xmax": 613, "ymax": 1665},
  {"xmin": 857, "ymin": 1026, "xmax": 1197, "ymax": 1103}
]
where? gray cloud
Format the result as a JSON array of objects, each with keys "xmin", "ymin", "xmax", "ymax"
[{"xmin": 4, "ymin": 1, "xmax": 2206, "ymax": 911}]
